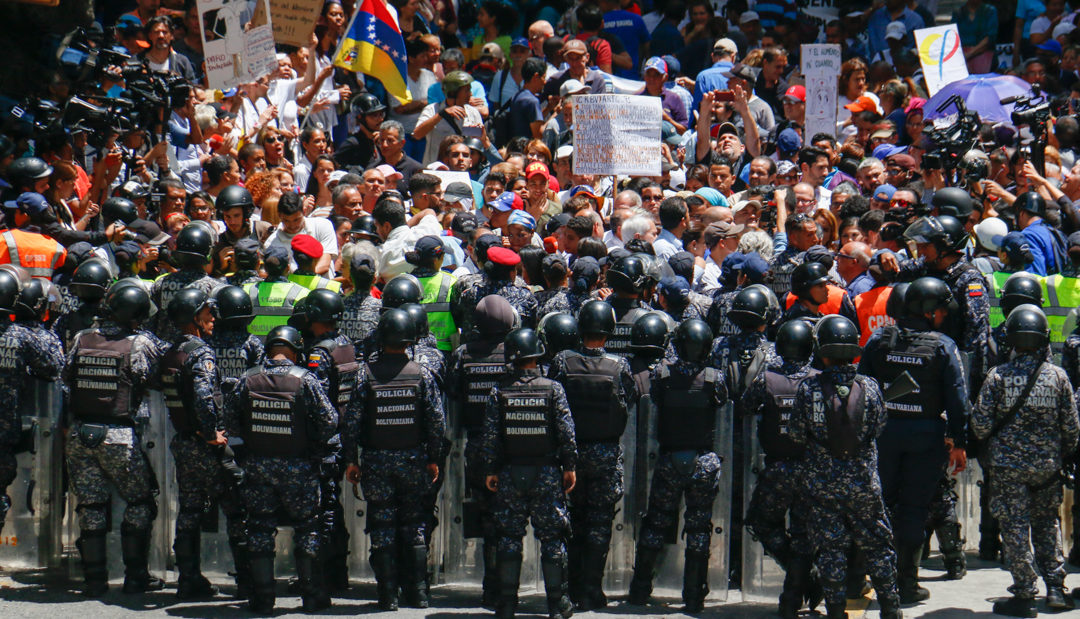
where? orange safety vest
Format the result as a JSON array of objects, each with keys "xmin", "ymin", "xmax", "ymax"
[
  {"xmin": 854, "ymin": 286, "xmax": 895, "ymax": 347},
  {"xmin": 784, "ymin": 283, "xmax": 848, "ymax": 316},
  {"xmin": 0, "ymin": 229, "xmax": 66, "ymax": 279}
]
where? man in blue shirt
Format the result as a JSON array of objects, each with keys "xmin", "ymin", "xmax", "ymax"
[
  {"xmin": 1016, "ymin": 191, "xmax": 1066, "ymax": 276},
  {"xmin": 692, "ymin": 38, "xmax": 738, "ymax": 113},
  {"xmin": 866, "ymin": 0, "xmax": 925, "ymax": 58},
  {"xmin": 507, "ymin": 57, "xmax": 548, "ymax": 141},
  {"xmin": 600, "ymin": 0, "xmax": 651, "ymax": 79}
]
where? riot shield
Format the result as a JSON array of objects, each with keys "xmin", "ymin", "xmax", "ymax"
[
  {"xmin": 953, "ymin": 460, "xmax": 982, "ymax": 552},
  {"xmin": 141, "ymin": 390, "xmax": 172, "ymax": 580},
  {"xmin": 602, "ymin": 401, "xmax": 638, "ymax": 595},
  {"xmin": 441, "ymin": 403, "xmax": 481, "ymax": 586},
  {"xmin": 344, "ymin": 480, "xmax": 371, "ymax": 580},
  {"xmin": 740, "ymin": 414, "xmax": 784, "ymax": 601}
]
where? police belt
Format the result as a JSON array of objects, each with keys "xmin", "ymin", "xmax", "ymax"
[{"xmin": 75, "ymin": 415, "xmax": 136, "ymax": 427}]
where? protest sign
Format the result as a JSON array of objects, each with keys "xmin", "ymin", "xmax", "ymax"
[
  {"xmin": 801, "ymin": 44, "xmax": 841, "ymax": 141},
  {"xmin": 251, "ymin": 0, "xmax": 323, "ymax": 48},
  {"xmin": 572, "ymin": 95, "xmax": 662, "ymax": 177},
  {"xmin": 914, "ymin": 25, "xmax": 969, "ymax": 97},
  {"xmin": 197, "ymin": 0, "xmax": 277, "ymax": 91}
]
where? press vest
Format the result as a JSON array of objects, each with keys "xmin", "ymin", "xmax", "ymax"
[
  {"xmin": 69, "ymin": 330, "xmax": 137, "ymax": 423},
  {"xmin": 419, "ymin": 270, "xmax": 458, "ymax": 352},
  {"xmin": 241, "ymin": 366, "xmax": 310, "ymax": 457},
  {"xmin": 561, "ymin": 351, "xmax": 627, "ymax": 443},
  {"xmin": 311, "ymin": 338, "xmax": 359, "ymax": 416},
  {"xmin": 499, "ymin": 376, "xmax": 559, "ymax": 464},
  {"xmin": 288, "ymin": 272, "xmax": 342, "ymax": 293},
  {"xmin": 872, "ymin": 330, "xmax": 945, "ymax": 420},
  {"xmin": 760, "ymin": 369, "xmax": 817, "ymax": 460},
  {"xmin": 160, "ymin": 340, "xmax": 206, "ymax": 435},
  {"xmin": 363, "ymin": 359, "xmax": 424, "ymax": 450},
  {"xmin": 460, "ymin": 341, "xmax": 507, "ymax": 430},
  {"xmin": 243, "ymin": 281, "xmax": 310, "ymax": 337},
  {"xmin": 656, "ymin": 365, "xmax": 719, "ymax": 451},
  {"xmin": 854, "ymin": 286, "xmax": 894, "ymax": 347},
  {"xmin": 0, "ymin": 228, "xmax": 65, "ymax": 279}
]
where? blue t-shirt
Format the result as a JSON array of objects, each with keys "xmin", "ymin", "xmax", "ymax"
[
  {"xmin": 508, "ymin": 88, "xmax": 543, "ymax": 141},
  {"xmin": 649, "ymin": 20, "xmax": 685, "ymax": 58},
  {"xmin": 427, "ymin": 80, "xmax": 487, "ymax": 106},
  {"xmin": 1016, "ymin": 0, "xmax": 1046, "ymax": 37},
  {"xmin": 603, "ymin": 9, "xmax": 651, "ymax": 79}
]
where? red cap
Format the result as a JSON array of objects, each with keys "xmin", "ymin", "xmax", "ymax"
[
  {"xmin": 525, "ymin": 161, "xmax": 550, "ymax": 179},
  {"xmin": 487, "ymin": 246, "xmax": 521, "ymax": 266},
  {"xmin": 782, "ymin": 85, "xmax": 805, "ymax": 103},
  {"xmin": 290, "ymin": 234, "xmax": 324, "ymax": 259}
]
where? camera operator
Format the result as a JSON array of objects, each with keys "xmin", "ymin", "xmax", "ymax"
[{"xmin": 139, "ymin": 16, "xmax": 196, "ymax": 82}]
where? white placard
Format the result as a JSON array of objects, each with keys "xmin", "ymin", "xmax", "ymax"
[
  {"xmin": 198, "ymin": 0, "xmax": 277, "ymax": 91},
  {"xmin": 914, "ymin": 24, "xmax": 969, "ymax": 97},
  {"xmin": 571, "ymin": 95, "xmax": 662, "ymax": 177},
  {"xmin": 800, "ymin": 44, "xmax": 841, "ymax": 141}
]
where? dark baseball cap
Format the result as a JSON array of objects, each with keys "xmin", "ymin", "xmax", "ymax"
[{"xmin": 405, "ymin": 235, "xmax": 446, "ymax": 265}]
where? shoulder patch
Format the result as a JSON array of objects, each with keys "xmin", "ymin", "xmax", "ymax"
[{"xmin": 967, "ymin": 283, "xmax": 984, "ymax": 297}]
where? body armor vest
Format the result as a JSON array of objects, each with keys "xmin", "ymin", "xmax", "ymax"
[
  {"xmin": 242, "ymin": 366, "xmax": 310, "ymax": 457},
  {"xmin": 561, "ymin": 351, "xmax": 627, "ymax": 442},
  {"xmin": 160, "ymin": 340, "xmax": 205, "ymax": 435},
  {"xmin": 875, "ymin": 330, "xmax": 944, "ymax": 420},
  {"xmin": 70, "ymin": 330, "xmax": 137, "ymax": 423},
  {"xmin": 817, "ymin": 379, "xmax": 866, "ymax": 459},
  {"xmin": 313, "ymin": 338, "xmax": 359, "ymax": 416},
  {"xmin": 760, "ymin": 369, "xmax": 817, "ymax": 460},
  {"xmin": 461, "ymin": 341, "xmax": 507, "ymax": 430},
  {"xmin": 363, "ymin": 359, "xmax": 424, "ymax": 450},
  {"xmin": 499, "ymin": 375, "xmax": 559, "ymax": 464},
  {"xmin": 656, "ymin": 365, "xmax": 719, "ymax": 451}
]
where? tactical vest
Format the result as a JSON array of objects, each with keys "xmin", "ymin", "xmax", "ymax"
[
  {"xmin": 605, "ymin": 307, "xmax": 648, "ymax": 358},
  {"xmin": 312, "ymin": 338, "xmax": 360, "ymax": 416},
  {"xmin": 760, "ymin": 370, "xmax": 815, "ymax": 460},
  {"xmin": 213, "ymin": 335, "xmax": 252, "ymax": 380},
  {"xmin": 242, "ymin": 366, "xmax": 310, "ymax": 457},
  {"xmin": 0, "ymin": 327, "xmax": 21, "ymax": 373},
  {"xmin": 854, "ymin": 286, "xmax": 894, "ymax": 347},
  {"xmin": 656, "ymin": 365, "xmax": 719, "ymax": 451},
  {"xmin": 243, "ymin": 281, "xmax": 310, "ymax": 337},
  {"xmin": 460, "ymin": 341, "xmax": 507, "ymax": 430},
  {"xmin": 363, "ymin": 360, "xmax": 424, "ymax": 449},
  {"xmin": 770, "ymin": 252, "xmax": 800, "ymax": 299},
  {"xmin": 941, "ymin": 262, "xmax": 984, "ymax": 345},
  {"xmin": 70, "ymin": 331, "xmax": 137, "ymax": 423},
  {"xmin": 419, "ymin": 271, "xmax": 458, "ymax": 352},
  {"xmin": 160, "ymin": 340, "xmax": 206, "ymax": 435},
  {"xmin": 561, "ymin": 351, "xmax": 627, "ymax": 442},
  {"xmin": 874, "ymin": 331, "xmax": 944, "ymax": 420},
  {"xmin": 817, "ymin": 379, "xmax": 866, "ymax": 459},
  {"xmin": 499, "ymin": 376, "xmax": 559, "ymax": 464}
]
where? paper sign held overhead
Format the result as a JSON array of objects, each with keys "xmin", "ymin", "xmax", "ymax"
[
  {"xmin": 198, "ymin": 0, "xmax": 277, "ymax": 91},
  {"xmin": 800, "ymin": 44, "xmax": 841, "ymax": 141},
  {"xmin": 572, "ymin": 95, "xmax": 662, "ymax": 177},
  {"xmin": 251, "ymin": 0, "xmax": 324, "ymax": 48},
  {"xmin": 914, "ymin": 24, "xmax": 969, "ymax": 97}
]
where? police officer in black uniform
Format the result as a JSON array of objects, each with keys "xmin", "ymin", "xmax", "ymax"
[
  {"xmin": 858, "ymin": 276, "xmax": 970, "ymax": 604},
  {"xmin": 603, "ymin": 255, "xmax": 652, "ymax": 357},
  {"xmin": 207, "ymin": 285, "xmax": 265, "ymax": 394},
  {"xmin": 628, "ymin": 312, "xmax": 671, "ymax": 397},
  {"xmin": 538, "ymin": 312, "xmax": 578, "ymax": 373},
  {"xmin": 152, "ymin": 224, "xmax": 222, "ymax": 343},
  {"xmin": 54, "ymin": 258, "xmax": 111, "ymax": 349}
]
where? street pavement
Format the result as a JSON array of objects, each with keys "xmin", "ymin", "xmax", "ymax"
[{"xmin": 0, "ymin": 552, "xmax": 1067, "ymax": 617}]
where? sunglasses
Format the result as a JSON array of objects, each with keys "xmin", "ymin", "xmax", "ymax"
[
  {"xmin": 263, "ymin": 135, "xmax": 282, "ymax": 143},
  {"xmin": 891, "ymin": 198, "xmax": 912, "ymax": 208}
]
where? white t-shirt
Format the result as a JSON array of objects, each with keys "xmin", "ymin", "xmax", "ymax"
[
  {"xmin": 263, "ymin": 216, "xmax": 340, "ymax": 275},
  {"xmin": 1030, "ymin": 15, "xmax": 1053, "ymax": 35},
  {"xmin": 390, "ymin": 68, "xmax": 438, "ymax": 134},
  {"xmin": 416, "ymin": 102, "xmax": 484, "ymax": 165}
]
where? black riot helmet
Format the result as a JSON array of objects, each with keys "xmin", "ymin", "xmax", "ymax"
[
  {"xmin": 0, "ymin": 270, "xmax": 20, "ymax": 314},
  {"xmin": 381, "ymin": 275, "xmax": 423, "ymax": 310},
  {"xmin": 167, "ymin": 287, "xmax": 213, "ymax": 327},
  {"xmin": 173, "ymin": 224, "xmax": 214, "ymax": 267},
  {"xmin": 70, "ymin": 258, "xmax": 112, "ymax": 301},
  {"xmin": 351, "ymin": 92, "xmax": 387, "ymax": 116},
  {"xmin": 505, "ymin": 327, "xmax": 545, "ymax": 363},
  {"xmin": 105, "ymin": 282, "xmax": 151, "ymax": 324},
  {"xmin": 216, "ymin": 185, "xmax": 255, "ymax": 218},
  {"xmin": 606, "ymin": 255, "xmax": 648, "ymax": 294},
  {"xmin": 791, "ymin": 262, "xmax": 830, "ymax": 299},
  {"xmin": 1005, "ymin": 303, "xmax": 1050, "ymax": 350},
  {"xmin": 213, "ymin": 285, "xmax": 254, "ymax": 327},
  {"xmin": 932, "ymin": 187, "xmax": 974, "ymax": 219},
  {"xmin": 377, "ymin": 308, "xmax": 416, "ymax": 347},
  {"xmin": 538, "ymin": 312, "xmax": 579, "ymax": 356},
  {"xmin": 1015, "ymin": 191, "xmax": 1047, "ymax": 217},
  {"xmin": 14, "ymin": 278, "xmax": 47, "ymax": 321},
  {"xmin": 672, "ymin": 319, "xmax": 713, "ymax": 363},
  {"xmin": 288, "ymin": 295, "xmax": 309, "ymax": 331},
  {"xmin": 729, "ymin": 286, "xmax": 770, "ymax": 330},
  {"xmin": 6, "ymin": 157, "xmax": 52, "ymax": 190},
  {"xmin": 577, "ymin": 300, "xmax": 616, "ymax": 337},
  {"xmin": 102, "ymin": 196, "xmax": 139, "ymax": 225},
  {"xmin": 904, "ymin": 215, "xmax": 968, "ymax": 254},
  {"xmin": 813, "ymin": 315, "xmax": 861, "ymax": 361},
  {"xmin": 630, "ymin": 312, "xmax": 670, "ymax": 356},
  {"xmin": 1001, "ymin": 273, "xmax": 1043, "ymax": 316},
  {"xmin": 903, "ymin": 276, "xmax": 953, "ymax": 317},
  {"xmin": 775, "ymin": 319, "xmax": 814, "ymax": 364},
  {"xmin": 305, "ymin": 288, "xmax": 345, "ymax": 323},
  {"xmin": 352, "ymin": 215, "xmax": 380, "ymax": 241},
  {"xmin": 266, "ymin": 325, "xmax": 305, "ymax": 354},
  {"xmin": 400, "ymin": 303, "xmax": 430, "ymax": 338},
  {"xmin": 885, "ymin": 282, "xmax": 910, "ymax": 321}
]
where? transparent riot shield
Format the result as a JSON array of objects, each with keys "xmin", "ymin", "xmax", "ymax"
[
  {"xmin": 441, "ymin": 406, "xmax": 481, "ymax": 585},
  {"xmin": 344, "ymin": 480, "xmax": 371, "ymax": 581},
  {"xmin": 141, "ymin": 390, "xmax": 172, "ymax": 580},
  {"xmin": 740, "ymin": 414, "xmax": 784, "ymax": 601},
  {"xmin": 954, "ymin": 459, "xmax": 983, "ymax": 552},
  {"xmin": 0, "ymin": 422, "xmax": 42, "ymax": 568},
  {"xmin": 603, "ymin": 401, "xmax": 639, "ymax": 595}
]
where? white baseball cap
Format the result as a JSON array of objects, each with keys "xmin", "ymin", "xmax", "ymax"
[
  {"xmin": 974, "ymin": 217, "xmax": 1008, "ymax": 252},
  {"xmin": 885, "ymin": 21, "xmax": 907, "ymax": 41},
  {"xmin": 739, "ymin": 10, "xmax": 760, "ymax": 25}
]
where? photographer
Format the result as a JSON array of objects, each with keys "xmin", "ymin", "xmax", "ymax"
[{"xmin": 139, "ymin": 16, "xmax": 195, "ymax": 83}]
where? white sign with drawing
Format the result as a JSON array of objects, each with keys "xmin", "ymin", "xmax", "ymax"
[
  {"xmin": 800, "ymin": 44, "xmax": 841, "ymax": 140},
  {"xmin": 197, "ymin": 0, "xmax": 277, "ymax": 91},
  {"xmin": 572, "ymin": 95, "xmax": 662, "ymax": 177},
  {"xmin": 914, "ymin": 24, "xmax": 969, "ymax": 97}
]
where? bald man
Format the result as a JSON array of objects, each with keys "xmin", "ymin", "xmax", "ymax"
[
  {"xmin": 838, "ymin": 241, "xmax": 874, "ymax": 297},
  {"xmin": 528, "ymin": 20, "xmax": 555, "ymax": 57},
  {"xmin": 700, "ymin": 206, "xmax": 734, "ymax": 226}
]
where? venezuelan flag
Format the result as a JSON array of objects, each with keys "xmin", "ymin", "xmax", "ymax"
[{"xmin": 334, "ymin": 0, "xmax": 412, "ymax": 103}]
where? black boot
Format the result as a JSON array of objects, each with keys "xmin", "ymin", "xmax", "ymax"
[
  {"xmin": 174, "ymin": 530, "xmax": 217, "ymax": 599},
  {"xmin": 936, "ymin": 522, "xmax": 967, "ymax": 580},
  {"xmin": 992, "ymin": 595, "xmax": 1037, "ymax": 618},
  {"xmin": 897, "ymin": 543, "xmax": 929, "ymax": 605},
  {"xmin": 578, "ymin": 543, "xmax": 608, "ymax": 611},
  {"xmin": 846, "ymin": 548, "xmax": 869, "ymax": 599},
  {"xmin": 248, "ymin": 551, "xmax": 276, "ymax": 615},
  {"xmin": 369, "ymin": 547, "xmax": 399, "ymax": 611},
  {"xmin": 879, "ymin": 593, "xmax": 904, "ymax": 619},
  {"xmin": 77, "ymin": 531, "xmax": 109, "ymax": 598},
  {"xmin": 496, "ymin": 551, "xmax": 522, "ymax": 619},
  {"xmin": 542, "ymin": 556, "xmax": 574, "ymax": 619},
  {"xmin": 481, "ymin": 541, "xmax": 499, "ymax": 610},
  {"xmin": 121, "ymin": 524, "xmax": 165, "ymax": 594},
  {"xmin": 1046, "ymin": 584, "xmax": 1073, "ymax": 610},
  {"xmin": 229, "ymin": 537, "xmax": 252, "ymax": 600},
  {"xmin": 296, "ymin": 550, "xmax": 331, "ymax": 612},
  {"xmin": 566, "ymin": 536, "xmax": 584, "ymax": 608},
  {"xmin": 400, "ymin": 544, "xmax": 429, "ymax": 608},
  {"xmin": 778, "ymin": 554, "xmax": 811, "ymax": 619},
  {"xmin": 825, "ymin": 600, "xmax": 848, "ymax": 619},
  {"xmin": 979, "ymin": 516, "xmax": 1002, "ymax": 562},
  {"xmin": 682, "ymin": 550, "xmax": 710, "ymax": 614},
  {"xmin": 628, "ymin": 546, "xmax": 661, "ymax": 606}
]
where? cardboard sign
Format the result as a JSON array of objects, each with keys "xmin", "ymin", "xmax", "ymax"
[
  {"xmin": 572, "ymin": 95, "xmax": 662, "ymax": 177},
  {"xmin": 252, "ymin": 0, "xmax": 324, "ymax": 48},
  {"xmin": 198, "ymin": 0, "xmax": 277, "ymax": 91},
  {"xmin": 800, "ymin": 44, "xmax": 841, "ymax": 140}
]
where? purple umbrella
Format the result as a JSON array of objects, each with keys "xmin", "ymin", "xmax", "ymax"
[{"xmin": 922, "ymin": 73, "xmax": 1033, "ymax": 125}]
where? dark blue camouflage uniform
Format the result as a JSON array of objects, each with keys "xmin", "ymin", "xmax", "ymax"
[
  {"xmin": 972, "ymin": 353, "xmax": 1080, "ymax": 598},
  {"xmin": 52, "ymin": 300, "xmax": 103, "ymax": 350},
  {"xmin": 705, "ymin": 289, "xmax": 740, "ymax": 338},
  {"xmin": 789, "ymin": 365, "xmax": 899, "ymax": 608},
  {"xmin": 453, "ymin": 276, "xmax": 538, "ymax": 339},
  {"xmin": 537, "ymin": 288, "xmax": 586, "ymax": 318},
  {"xmin": 150, "ymin": 273, "xmax": 222, "ymax": 343},
  {"xmin": 206, "ymin": 328, "xmax": 265, "ymax": 395},
  {"xmin": 339, "ymin": 292, "xmax": 381, "ymax": 350},
  {"xmin": 225, "ymin": 270, "xmax": 262, "ymax": 287}
]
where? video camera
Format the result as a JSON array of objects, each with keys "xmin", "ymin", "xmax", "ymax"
[
  {"xmin": 1001, "ymin": 83, "xmax": 1067, "ymax": 176},
  {"xmin": 921, "ymin": 94, "xmax": 982, "ymax": 175}
]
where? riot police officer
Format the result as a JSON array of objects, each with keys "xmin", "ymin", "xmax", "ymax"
[
  {"xmin": 629, "ymin": 319, "xmax": 728, "ymax": 613},
  {"xmin": 784, "ymin": 262, "xmax": 831, "ymax": 324},
  {"xmin": 538, "ymin": 312, "xmax": 579, "ymax": 373},
  {"xmin": 790, "ymin": 315, "xmax": 902, "ymax": 619},
  {"xmin": 207, "ymin": 285, "xmax": 265, "ymax": 395},
  {"xmin": 303, "ymin": 288, "xmax": 359, "ymax": 593},
  {"xmin": 989, "ymin": 273, "xmax": 1044, "ymax": 367},
  {"xmin": 448, "ymin": 294, "xmax": 519, "ymax": 608},
  {"xmin": 973, "ymin": 305, "xmax": 1079, "ymax": 616},
  {"xmin": 401, "ymin": 303, "xmax": 446, "ymax": 378},
  {"xmin": 744, "ymin": 319, "xmax": 819, "ymax": 619},
  {"xmin": 361, "ymin": 274, "xmax": 422, "ymax": 357},
  {"xmin": 549, "ymin": 300, "xmax": 636, "ymax": 610},
  {"xmin": 479, "ymin": 327, "xmax": 576, "ymax": 619},
  {"xmin": 859, "ymin": 276, "xmax": 969, "ymax": 604},
  {"xmin": 53, "ymin": 258, "xmax": 111, "ymax": 350},
  {"xmin": 345, "ymin": 309, "xmax": 446, "ymax": 610},
  {"xmin": 225, "ymin": 325, "xmax": 338, "ymax": 614},
  {"xmin": 159, "ymin": 288, "xmax": 246, "ymax": 599},
  {"xmin": 339, "ymin": 252, "xmax": 381, "ymax": 349},
  {"xmin": 602, "ymin": 255, "xmax": 651, "ymax": 357},
  {"xmin": 152, "ymin": 224, "xmax": 222, "ymax": 343},
  {"xmin": 628, "ymin": 312, "xmax": 671, "ymax": 397}
]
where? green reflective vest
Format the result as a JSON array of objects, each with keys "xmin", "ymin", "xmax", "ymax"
[
  {"xmin": 1043, "ymin": 274, "xmax": 1080, "ymax": 347},
  {"xmin": 242, "ymin": 281, "xmax": 310, "ymax": 337},
  {"xmin": 288, "ymin": 273, "xmax": 342, "ymax": 293},
  {"xmin": 418, "ymin": 270, "xmax": 458, "ymax": 351},
  {"xmin": 987, "ymin": 270, "xmax": 1043, "ymax": 330}
]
